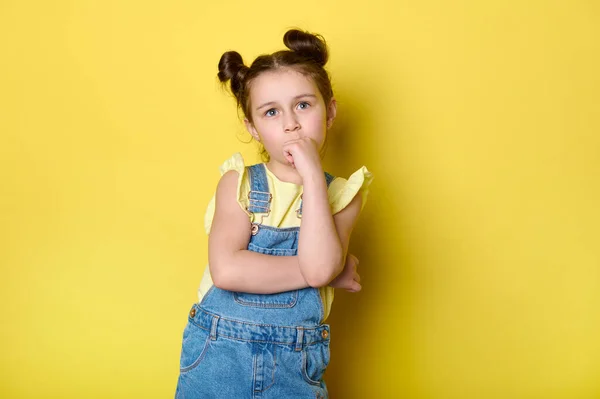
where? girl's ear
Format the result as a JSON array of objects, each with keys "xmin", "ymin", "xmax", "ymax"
[
  {"xmin": 326, "ymin": 98, "xmax": 337, "ymax": 129},
  {"xmin": 244, "ymin": 118, "xmax": 261, "ymax": 142}
]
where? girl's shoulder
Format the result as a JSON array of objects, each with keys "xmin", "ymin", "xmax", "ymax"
[
  {"xmin": 218, "ymin": 152, "xmax": 252, "ymax": 212},
  {"xmin": 218, "ymin": 152, "xmax": 246, "ymax": 176},
  {"xmin": 203, "ymin": 153, "xmax": 251, "ymax": 234}
]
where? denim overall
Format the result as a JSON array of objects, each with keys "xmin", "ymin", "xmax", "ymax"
[{"xmin": 175, "ymin": 164, "xmax": 336, "ymax": 399}]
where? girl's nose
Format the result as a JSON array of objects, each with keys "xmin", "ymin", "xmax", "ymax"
[{"xmin": 284, "ymin": 115, "xmax": 300, "ymax": 133}]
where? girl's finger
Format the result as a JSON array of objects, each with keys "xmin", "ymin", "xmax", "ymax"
[{"xmin": 283, "ymin": 151, "xmax": 294, "ymax": 165}]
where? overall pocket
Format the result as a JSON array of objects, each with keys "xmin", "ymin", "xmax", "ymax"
[
  {"xmin": 179, "ymin": 318, "xmax": 211, "ymax": 373},
  {"xmin": 301, "ymin": 341, "xmax": 331, "ymax": 385},
  {"xmin": 233, "ymin": 290, "xmax": 299, "ymax": 308},
  {"xmin": 234, "ymin": 242, "xmax": 299, "ymax": 308}
]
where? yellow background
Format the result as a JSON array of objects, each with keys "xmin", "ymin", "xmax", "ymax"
[{"xmin": 1, "ymin": 1, "xmax": 599, "ymax": 398}]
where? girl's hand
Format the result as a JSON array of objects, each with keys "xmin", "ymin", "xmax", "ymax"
[
  {"xmin": 328, "ymin": 253, "xmax": 361, "ymax": 292},
  {"xmin": 282, "ymin": 137, "xmax": 323, "ymax": 180}
]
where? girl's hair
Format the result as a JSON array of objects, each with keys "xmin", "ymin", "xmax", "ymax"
[{"xmin": 217, "ymin": 29, "xmax": 334, "ymax": 125}]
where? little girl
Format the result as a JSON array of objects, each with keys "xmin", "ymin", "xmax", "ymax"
[{"xmin": 175, "ymin": 29, "xmax": 373, "ymax": 398}]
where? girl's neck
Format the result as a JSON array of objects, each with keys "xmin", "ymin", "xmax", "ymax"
[{"xmin": 265, "ymin": 160, "xmax": 303, "ymax": 185}]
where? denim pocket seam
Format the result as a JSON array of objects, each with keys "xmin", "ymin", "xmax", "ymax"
[
  {"xmin": 301, "ymin": 349, "xmax": 324, "ymax": 386},
  {"xmin": 233, "ymin": 290, "xmax": 299, "ymax": 308},
  {"xmin": 179, "ymin": 323, "xmax": 211, "ymax": 374}
]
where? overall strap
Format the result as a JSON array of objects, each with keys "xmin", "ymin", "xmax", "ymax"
[
  {"xmin": 297, "ymin": 171, "xmax": 336, "ymax": 218},
  {"xmin": 246, "ymin": 164, "xmax": 272, "ymax": 215}
]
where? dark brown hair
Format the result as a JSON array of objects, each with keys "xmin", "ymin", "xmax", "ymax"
[{"xmin": 217, "ymin": 29, "xmax": 334, "ymax": 124}]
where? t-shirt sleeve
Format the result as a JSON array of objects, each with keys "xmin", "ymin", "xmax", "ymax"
[
  {"xmin": 203, "ymin": 153, "xmax": 250, "ymax": 234},
  {"xmin": 328, "ymin": 166, "xmax": 374, "ymax": 215}
]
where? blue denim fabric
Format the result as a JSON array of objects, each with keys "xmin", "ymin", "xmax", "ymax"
[{"xmin": 175, "ymin": 164, "xmax": 335, "ymax": 398}]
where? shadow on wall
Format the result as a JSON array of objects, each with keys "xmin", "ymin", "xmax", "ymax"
[{"xmin": 322, "ymin": 76, "xmax": 416, "ymax": 397}]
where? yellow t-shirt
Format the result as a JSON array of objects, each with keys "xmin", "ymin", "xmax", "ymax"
[{"xmin": 198, "ymin": 152, "xmax": 373, "ymax": 321}]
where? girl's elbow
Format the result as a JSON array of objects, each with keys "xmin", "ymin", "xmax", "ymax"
[
  {"xmin": 304, "ymin": 260, "xmax": 344, "ymax": 288},
  {"xmin": 209, "ymin": 261, "xmax": 234, "ymax": 291},
  {"xmin": 210, "ymin": 250, "xmax": 245, "ymax": 291},
  {"xmin": 210, "ymin": 268, "xmax": 226, "ymax": 289},
  {"xmin": 304, "ymin": 274, "xmax": 327, "ymax": 288},
  {"xmin": 211, "ymin": 274, "xmax": 227, "ymax": 290}
]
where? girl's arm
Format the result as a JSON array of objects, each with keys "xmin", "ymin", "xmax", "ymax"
[
  {"xmin": 208, "ymin": 169, "xmax": 363, "ymax": 293},
  {"xmin": 208, "ymin": 170, "xmax": 310, "ymax": 293},
  {"xmin": 281, "ymin": 137, "xmax": 364, "ymax": 288},
  {"xmin": 297, "ymin": 172, "xmax": 363, "ymax": 287}
]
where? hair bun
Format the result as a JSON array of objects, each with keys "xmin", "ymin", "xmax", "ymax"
[
  {"xmin": 218, "ymin": 51, "xmax": 249, "ymax": 97},
  {"xmin": 217, "ymin": 51, "xmax": 247, "ymax": 82},
  {"xmin": 283, "ymin": 29, "xmax": 328, "ymax": 66}
]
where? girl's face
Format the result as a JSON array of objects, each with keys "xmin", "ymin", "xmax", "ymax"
[{"xmin": 244, "ymin": 68, "xmax": 336, "ymax": 166}]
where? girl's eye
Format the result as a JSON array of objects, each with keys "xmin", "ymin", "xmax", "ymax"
[
  {"xmin": 265, "ymin": 108, "xmax": 278, "ymax": 117},
  {"xmin": 297, "ymin": 101, "xmax": 310, "ymax": 110}
]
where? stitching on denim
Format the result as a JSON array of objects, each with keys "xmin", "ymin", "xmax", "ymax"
[
  {"xmin": 261, "ymin": 346, "xmax": 276, "ymax": 393},
  {"xmin": 301, "ymin": 349, "xmax": 323, "ymax": 386},
  {"xmin": 252, "ymin": 353, "xmax": 258, "ymax": 394},
  {"xmin": 189, "ymin": 325, "xmax": 329, "ymax": 346},
  {"xmin": 246, "ymin": 164, "xmax": 271, "ymax": 216},
  {"xmin": 233, "ymin": 290, "xmax": 298, "ymax": 308},
  {"xmin": 185, "ymin": 322, "xmax": 328, "ymax": 347},
  {"xmin": 294, "ymin": 327, "xmax": 304, "ymax": 352},
  {"xmin": 191, "ymin": 310, "xmax": 330, "ymax": 344},
  {"xmin": 200, "ymin": 286, "xmax": 216, "ymax": 305},
  {"xmin": 180, "ymin": 325, "xmax": 211, "ymax": 373},
  {"xmin": 188, "ymin": 322, "xmax": 210, "ymax": 332},
  {"xmin": 205, "ymin": 333, "xmax": 327, "ymax": 347},
  {"xmin": 247, "ymin": 243, "xmax": 297, "ymax": 256},
  {"xmin": 199, "ymin": 310, "xmax": 321, "ymax": 329}
]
